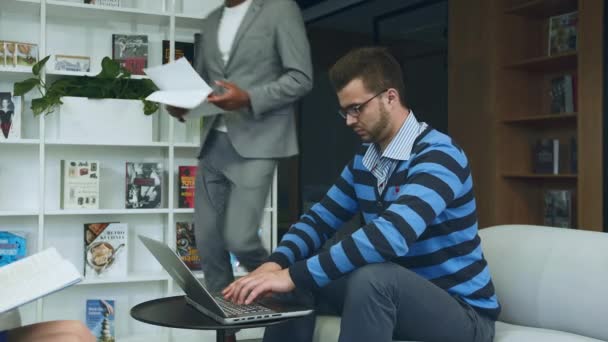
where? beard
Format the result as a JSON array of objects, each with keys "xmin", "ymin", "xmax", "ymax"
[{"xmin": 364, "ymin": 103, "xmax": 390, "ymax": 143}]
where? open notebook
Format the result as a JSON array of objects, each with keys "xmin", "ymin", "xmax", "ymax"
[{"xmin": 0, "ymin": 247, "xmax": 83, "ymax": 314}]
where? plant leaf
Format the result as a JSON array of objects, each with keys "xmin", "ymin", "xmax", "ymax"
[
  {"xmin": 32, "ymin": 55, "xmax": 50, "ymax": 76},
  {"xmin": 98, "ymin": 57, "xmax": 121, "ymax": 79},
  {"xmin": 13, "ymin": 78, "xmax": 40, "ymax": 96},
  {"xmin": 31, "ymin": 98, "xmax": 47, "ymax": 116}
]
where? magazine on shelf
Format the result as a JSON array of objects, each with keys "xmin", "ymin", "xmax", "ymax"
[
  {"xmin": 84, "ymin": 222, "xmax": 128, "ymax": 279},
  {"xmin": 4, "ymin": 42, "xmax": 15, "ymax": 67},
  {"xmin": 178, "ymin": 165, "xmax": 197, "ymax": 208},
  {"xmin": 86, "ymin": 299, "xmax": 115, "ymax": 341},
  {"xmin": 125, "ymin": 162, "xmax": 163, "ymax": 209},
  {"xmin": 176, "ymin": 222, "xmax": 201, "ymax": 270},
  {"xmin": 112, "ymin": 34, "xmax": 148, "ymax": 75},
  {"xmin": 0, "ymin": 41, "xmax": 5, "ymax": 66},
  {"xmin": 60, "ymin": 160, "xmax": 100, "ymax": 209},
  {"xmin": 0, "ymin": 231, "xmax": 27, "ymax": 267},
  {"xmin": 55, "ymin": 55, "xmax": 91, "ymax": 73},
  {"xmin": 0, "ymin": 247, "xmax": 83, "ymax": 314},
  {"xmin": 0, "ymin": 92, "xmax": 21, "ymax": 141},
  {"xmin": 548, "ymin": 11, "xmax": 578, "ymax": 55},
  {"xmin": 549, "ymin": 74, "xmax": 575, "ymax": 113},
  {"xmin": 15, "ymin": 43, "xmax": 37, "ymax": 67},
  {"xmin": 543, "ymin": 189, "xmax": 574, "ymax": 228},
  {"xmin": 162, "ymin": 40, "xmax": 194, "ymax": 65}
]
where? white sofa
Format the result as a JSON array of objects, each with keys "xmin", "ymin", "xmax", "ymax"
[{"xmin": 313, "ymin": 225, "xmax": 608, "ymax": 342}]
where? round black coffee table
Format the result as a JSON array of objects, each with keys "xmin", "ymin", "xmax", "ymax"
[{"xmin": 130, "ymin": 295, "xmax": 295, "ymax": 342}]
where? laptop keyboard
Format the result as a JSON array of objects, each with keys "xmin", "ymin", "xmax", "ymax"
[{"xmin": 213, "ymin": 296, "xmax": 271, "ymax": 316}]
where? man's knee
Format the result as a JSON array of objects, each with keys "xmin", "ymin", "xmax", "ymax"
[{"xmin": 345, "ymin": 263, "xmax": 401, "ymax": 296}]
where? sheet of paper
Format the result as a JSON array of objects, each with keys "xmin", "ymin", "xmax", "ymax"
[{"xmin": 144, "ymin": 57, "xmax": 214, "ymax": 110}]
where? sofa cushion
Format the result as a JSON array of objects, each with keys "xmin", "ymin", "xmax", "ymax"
[
  {"xmin": 495, "ymin": 321, "xmax": 605, "ymax": 342},
  {"xmin": 479, "ymin": 225, "xmax": 608, "ymax": 341}
]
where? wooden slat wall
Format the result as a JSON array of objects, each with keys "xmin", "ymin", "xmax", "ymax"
[
  {"xmin": 577, "ymin": 0, "xmax": 604, "ymax": 231},
  {"xmin": 448, "ymin": 0, "xmax": 497, "ymax": 228}
]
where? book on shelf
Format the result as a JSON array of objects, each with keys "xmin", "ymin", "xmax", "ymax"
[
  {"xmin": 84, "ymin": 222, "xmax": 128, "ymax": 279},
  {"xmin": 60, "ymin": 160, "xmax": 100, "ymax": 209},
  {"xmin": 0, "ymin": 247, "xmax": 82, "ymax": 314},
  {"xmin": 125, "ymin": 162, "xmax": 163, "ymax": 209},
  {"xmin": 15, "ymin": 42, "xmax": 37, "ymax": 67},
  {"xmin": 55, "ymin": 55, "xmax": 91, "ymax": 73},
  {"xmin": 193, "ymin": 33, "xmax": 201, "ymax": 67},
  {"xmin": 0, "ymin": 41, "xmax": 4, "ymax": 66},
  {"xmin": 543, "ymin": 189, "xmax": 574, "ymax": 228},
  {"xmin": 3, "ymin": 42, "xmax": 15, "ymax": 67},
  {"xmin": 549, "ymin": 74, "xmax": 576, "ymax": 113},
  {"xmin": 86, "ymin": 299, "xmax": 115, "ymax": 342},
  {"xmin": 532, "ymin": 138, "xmax": 567, "ymax": 174},
  {"xmin": 0, "ymin": 92, "xmax": 21, "ymax": 141},
  {"xmin": 176, "ymin": 222, "xmax": 201, "ymax": 271},
  {"xmin": 548, "ymin": 11, "xmax": 577, "ymax": 56},
  {"xmin": 112, "ymin": 34, "xmax": 148, "ymax": 75},
  {"xmin": 178, "ymin": 166, "xmax": 197, "ymax": 208},
  {"xmin": 162, "ymin": 40, "xmax": 194, "ymax": 65},
  {"xmin": 0, "ymin": 231, "xmax": 27, "ymax": 267}
]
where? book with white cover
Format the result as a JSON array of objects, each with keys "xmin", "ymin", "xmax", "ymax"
[
  {"xmin": 61, "ymin": 160, "xmax": 100, "ymax": 209},
  {"xmin": 144, "ymin": 57, "xmax": 213, "ymax": 111},
  {"xmin": 0, "ymin": 247, "xmax": 82, "ymax": 314}
]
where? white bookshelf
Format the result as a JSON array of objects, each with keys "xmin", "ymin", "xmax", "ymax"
[{"xmin": 0, "ymin": 0, "xmax": 275, "ymax": 341}]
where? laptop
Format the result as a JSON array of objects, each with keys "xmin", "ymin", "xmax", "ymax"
[{"xmin": 138, "ymin": 235, "xmax": 313, "ymax": 324}]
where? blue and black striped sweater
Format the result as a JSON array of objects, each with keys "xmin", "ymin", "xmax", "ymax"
[{"xmin": 268, "ymin": 127, "xmax": 501, "ymax": 320}]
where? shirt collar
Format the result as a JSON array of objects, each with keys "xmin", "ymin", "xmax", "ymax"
[{"xmin": 364, "ymin": 111, "xmax": 423, "ymax": 163}]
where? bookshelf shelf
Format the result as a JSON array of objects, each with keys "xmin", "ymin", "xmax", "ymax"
[
  {"xmin": 0, "ymin": 211, "xmax": 39, "ymax": 217},
  {"xmin": 44, "ymin": 140, "xmax": 170, "ymax": 148},
  {"xmin": 79, "ymin": 273, "xmax": 169, "ymax": 285},
  {"xmin": 502, "ymin": 173, "xmax": 578, "ymax": 180},
  {"xmin": 172, "ymin": 208, "xmax": 194, "ymax": 214},
  {"xmin": 45, "ymin": 209, "xmax": 172, "ymax": 215},
  {"xmin": 504, "ymin": 0, "xmax": 577, "ymax": 18},
  {"xmin": 173, "ymin": 142, "xmax": 201, "ymax": 148},
  {"xmin": 502, "ymin": 113, "xmax": 577, "ymax": 126},
  {"xmin": 0, "ymin": 139, "xmax": 40, "ymax": 145},
  {"xmin": 45, "ymin": 0, "xmax": 170, "ymax": 21},
  {"xmin": 504, "ymin": 52, "xmax": 577, "ymax": 72},
  {"xmin": 0, "ymin": 66, "xmax": 32, "ymax": 74}
]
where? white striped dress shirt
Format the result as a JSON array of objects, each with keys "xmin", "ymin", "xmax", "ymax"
[{"xmin": 362, "ymin": 111, "xmax": 427, "ymax": 194}]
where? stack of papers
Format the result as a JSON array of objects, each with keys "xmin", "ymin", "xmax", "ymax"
[{"xmin": 144, "ymin": 58, "xmax": 213, "ymax": 110}]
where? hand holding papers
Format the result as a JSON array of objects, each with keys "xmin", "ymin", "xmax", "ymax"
[{"xmin": 143, "ymin": 57, "xmax": 213, "ymax": 110}]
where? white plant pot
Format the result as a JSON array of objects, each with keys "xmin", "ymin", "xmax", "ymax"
[{"xmin": 48, "ymin": 97, "xmax": 153, "ymax": 144}]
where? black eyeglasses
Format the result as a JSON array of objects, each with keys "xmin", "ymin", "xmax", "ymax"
[{"xmin": 338, "ymin": 89, "xmax": 388, "ymax": 119}]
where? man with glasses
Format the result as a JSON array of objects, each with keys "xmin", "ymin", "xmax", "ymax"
[{"xmin": 223, "ymin": 47, "xmax": 499, "ymax": 342}]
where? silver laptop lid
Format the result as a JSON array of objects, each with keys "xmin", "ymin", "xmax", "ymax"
[{"xmin": 138, "ymin": 235, "xmax": 224, "ymax": 316}]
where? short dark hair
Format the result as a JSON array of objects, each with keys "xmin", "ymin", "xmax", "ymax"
[{"xmin": 329, "ymin": 47, "xmax": 407, "ymax": 106}]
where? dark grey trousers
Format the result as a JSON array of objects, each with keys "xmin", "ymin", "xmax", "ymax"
[
  {"xmin": 264, "ymin": 263, "xmax": 495, "ymax": 342},
  {"xmin": 195, "ymin": 130, "xmax": 277, "ymax": 292}
]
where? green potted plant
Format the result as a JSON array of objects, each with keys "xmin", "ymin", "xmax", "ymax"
[{"xmin": 13, "ymin": 55, "xmax": 159, "ymax": 115}]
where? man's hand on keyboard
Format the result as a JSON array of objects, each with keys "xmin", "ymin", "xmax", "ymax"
[{"xmin": 222, "ymin": 267, "xmax": 295, "ymax": 305}]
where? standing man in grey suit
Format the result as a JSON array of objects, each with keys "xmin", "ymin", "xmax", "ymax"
[{"xmin": 167, "ymin": 0, "xmax": 312, "ymax": 334}]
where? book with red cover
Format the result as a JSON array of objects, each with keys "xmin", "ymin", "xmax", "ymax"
[
  {"xmin": 178, "ymin": 166, "xmax": 196, "ymax": 208},
  {"xmin": 112, "ymin": 34, "xmax": 148, "ymax": 75}
]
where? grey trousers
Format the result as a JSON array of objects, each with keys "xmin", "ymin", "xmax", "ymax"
[
  {"xmin": 264, "ymin": 263, "xmax": 495, "ymax": 342},
  {"xmin": 194, "ymin": 130, "xmax": 277, "ymax": 292}
]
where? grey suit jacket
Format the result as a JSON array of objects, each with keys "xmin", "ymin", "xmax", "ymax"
[{"xmin": 195, "ymin": 0, "xmax": 313, "ymax": 158}]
